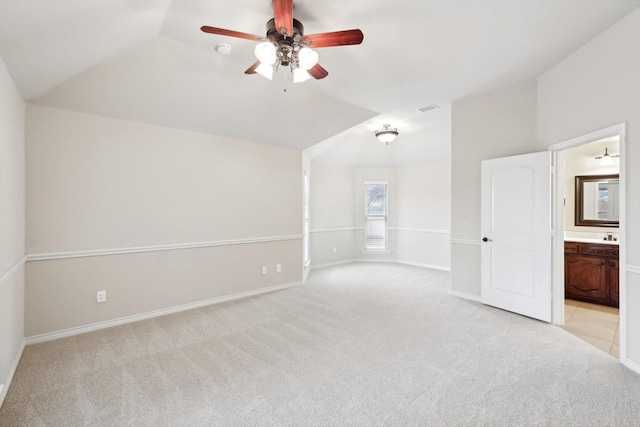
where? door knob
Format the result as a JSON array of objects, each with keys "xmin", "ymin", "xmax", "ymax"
[{"xmin": 482, "ymin": 237, "xmax": 492, "ymax": 242}]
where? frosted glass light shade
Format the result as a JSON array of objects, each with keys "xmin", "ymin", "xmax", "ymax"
[
  {"xmin": 293, "ymin": 68, "xmax": 311, "ymax": 83},
  {"xmin": 298, "ymin": 47, "xmax": 319, "ymax": 70},
  {"xmin": 254, "ymin": 42, "xmax": 276, "ymax": 65},
  {"xmin": 600, "ymin": 154, "xmax": 614, "ymax": 166},
  {"xmin": 376, "ymin": 132, "xmax": 397, "ymax": 144},
  {"xmin": 256, "ymin": 63, "xmax": 273, "ymax": 80},
  {"xmin": 374, "ymin": 124, "xmax": 399, "ymax": 145}
]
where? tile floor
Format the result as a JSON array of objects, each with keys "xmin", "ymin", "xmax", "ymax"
[{"xmin": 563, "ymin": 299, "xmax": 619, "ymax": 358}]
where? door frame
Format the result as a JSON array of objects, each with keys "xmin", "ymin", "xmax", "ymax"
[{"xmin": 548, "ymin": 122, "xmax": 626, "ymax": 363}]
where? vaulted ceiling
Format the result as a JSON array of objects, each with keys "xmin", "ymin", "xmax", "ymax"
[{"xmin": 1, "ymin": 1, "xmax": 638, "ymax": 166}]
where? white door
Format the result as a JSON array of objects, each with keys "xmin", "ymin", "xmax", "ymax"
[{"xmin": 481, "ymin": 151, "xmax": 552, "ymax": 322}]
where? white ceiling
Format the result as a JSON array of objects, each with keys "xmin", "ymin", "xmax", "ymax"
[{"xmin": 1, "ymin": 1, "xmax": 638, "ymax": 167}]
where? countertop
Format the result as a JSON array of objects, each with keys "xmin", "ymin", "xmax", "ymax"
[{"xmin": 565, "ymin": 237, "xmax": 619, "ymax": 245}]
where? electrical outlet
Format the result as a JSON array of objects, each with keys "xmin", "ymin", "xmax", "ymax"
[
  {"xmin": 333, "ymin": 247, "xmax": 337, "ymax": 254},
  {"xmin": 276, "ymin": 264, "xmax": 282, "ymax": 273},
  {"xmin": 96, "ymin": 290, "xmax": 106, "ymax": 303},
  {"xmin": 262, "ymin": 266, "xmax": 267, "ymax": 275}
]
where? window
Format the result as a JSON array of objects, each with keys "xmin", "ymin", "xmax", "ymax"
[
  {"xmin": 303, "ymin": 172, "xmax": 310, "ymax": 265},
  {"xmin": 364, "ymin": 182, "xmax": 388, "ymax": 250}
]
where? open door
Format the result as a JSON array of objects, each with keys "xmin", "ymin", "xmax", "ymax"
[{"xmin": 481, "ymin": 151, "xmax": 552, "ymax": 322}]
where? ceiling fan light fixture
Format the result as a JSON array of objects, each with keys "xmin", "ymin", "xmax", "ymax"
[
  {"xmin": 201, "ymin": 1, "xmax": 364, "ymax": 82},
  {"xmin": 255, "ymin": 63, "xmax": 274, "ymax": 80},
  {"xmin": 293, "ymin": 67, "xmax": 311, "ymax": 83},
  {"xmin": 375, "ymin": 124, "xmax": 399, "ymax": 145},
  {"xmin": 298, "ymin": 47, "xmax": 319, "ymax": 70},
  {"xmin": 255, "ymin": 41, "xmax": 277, "ymax": 65}
]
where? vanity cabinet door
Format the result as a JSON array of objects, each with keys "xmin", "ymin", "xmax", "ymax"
[
  {"xmin": 609, "ymin": 259, "xmax": 619, "ymax": 304},
  {"xmin": 564, "ymin": 255, "xmax": 607, "ymax": 302}
]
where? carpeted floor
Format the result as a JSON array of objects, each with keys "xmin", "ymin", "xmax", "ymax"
[{"xmin": 1, "ymin": 263, "xmax": 639, "ymax": 426}]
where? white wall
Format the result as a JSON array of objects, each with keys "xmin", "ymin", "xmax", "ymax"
[
  {"xmin": 310, "ymin": 162, "xmax": 451, "ymax": 271},
  {"xmin": 0, "ymin": 56, "xmax": 26, "ymax": 404},
  {"xmin": 537, "ymin": 8, "xmax": 640, "ymax": 367},
  {"xmin": 450, "ymin": 80, "xmax": 538, "ymax": 298},
  {"xmin": 302, "ymin": 152, "xmax": 311, "ymax": 282},
  {"xmin": 25, "ymin": 105, "xmax": 303, "ymax": 337},
  {"xmin": 396, "ymin": 163, "xmax": 451, "ymax": 269}
]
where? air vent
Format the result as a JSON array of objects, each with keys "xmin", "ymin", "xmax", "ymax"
[{"xmin": 418, "ymin": 104, "xmax": 439, "ymax": 112}]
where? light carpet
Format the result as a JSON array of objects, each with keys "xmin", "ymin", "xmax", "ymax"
[{"xmin": 1, "ymin": 263, "xmax": 639, "ymax": 426}]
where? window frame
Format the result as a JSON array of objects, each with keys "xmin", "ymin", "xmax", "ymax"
[
  {"xmin": 303, "ymin": 172, "xmax": 310, "ymax": 266},
  {"xmin": 364, "ymin": 181, "xmax": 389, "ymax": 251}
]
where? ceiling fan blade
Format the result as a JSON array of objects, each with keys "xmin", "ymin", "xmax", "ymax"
[
  {"xmin": 308, "ymin": 63, "xmax": 328, "ymax": 80},
  {"xmin": 272, "ymin": 0, "xmax": 294, "ymax": 36},
  {"xmin": 200, "ymin": 26, "xmax": 262, "ymax": 42},
  {"xmin": 304, "ymin": 29, "xmax": 364, "ymax": 48},
  {"xmin": 244, "ymin": 61, "xmax": 261, "ymax": 75}
]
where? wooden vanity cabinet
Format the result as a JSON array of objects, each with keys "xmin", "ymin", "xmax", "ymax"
[
  {"xmin": 564, "ymin": 241, "xmax": 619, "ymax": 307},
  {"xmin": 609, "ymin": 259, "xmax": 619, "ymax": 304}
]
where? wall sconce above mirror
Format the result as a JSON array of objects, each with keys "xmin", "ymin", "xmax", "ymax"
[{"xmin": 575, "ymin": 174, "xmax": 619, "ymax": 227}]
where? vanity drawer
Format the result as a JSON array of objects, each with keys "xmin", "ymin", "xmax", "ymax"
[
  {"xmin": 579, "ymin": 244, "xmax": 619, "ymax": 258},
  {"xmin": 564, "ymin": 242, "xmax": 579, "ymax": 254}
]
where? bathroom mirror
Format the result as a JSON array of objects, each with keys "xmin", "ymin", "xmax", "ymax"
[{"xmin": 575, "ymin": 174, "xmax": 619, "ymax": 227}]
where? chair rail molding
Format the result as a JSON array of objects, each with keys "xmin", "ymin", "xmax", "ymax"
[
  {"xmin": 26, "ymin": 235, "xmax": 302, "ymax": 262},
  {"xmin": 449, "ymin": 238, "xmax": 481, "ymax": 246},
  {"xmin": 0, "ymin": 256, "xmax": 27, "ymax": 288}
]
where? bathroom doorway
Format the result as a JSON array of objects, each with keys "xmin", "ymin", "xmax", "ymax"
[{"xmin": 550, "ymin": 124, "xmax": 626, "ymax": 360}]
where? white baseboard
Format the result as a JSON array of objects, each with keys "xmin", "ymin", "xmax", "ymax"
[
  {"xmin": 621, "ymin": 356, "xmax": 640, "ymax": 376},
  {"xmin": 0, "ymin": 339, "xmax": 26, "ymax": 408},
  {"xmin": 397, "ymin": 259, "xmax": 450, "ymax": 272},
  {"xmin": 353, "ymin": 258, "xmax": 397, "ymax": 263},
  {"xmin": 449, "ymin": 289, "xmax": 482, "ymax": 303},
  {"xmin": 25, "ymin": 281, "xmax": 301, "ymax": 345},
  {"xmin": 310, "ymin": 259, "xmax": 355, "ymax": 270},
  {"xmin": 312, "ymin": 259, "xmax": 450, "ymax": 272}
]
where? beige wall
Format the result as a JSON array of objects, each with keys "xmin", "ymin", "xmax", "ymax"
[
  {"xmin": 0, "ymin": 56, "xmax": 26, "ymax": 402},
  {"xmin": 537, "ymin": 9, "xmax": 640, "ymax": 366},
  {"xmin": 26, "ymin": 106, "xmax": 302, "ymax": 253},
  {"xmin": 450, "ymin": 80, "xmax": 538, "ymax": 297},
  {"xmin": 309, "ymin": 164, "xmax": 355, "ymax": 267},
  {"xmin": 25, "ymin": 105, "xmax": 303, "ymax": 336},
  {"xmin": 26, "ymin": 240, "xmax": 300, "ymax": 337}
]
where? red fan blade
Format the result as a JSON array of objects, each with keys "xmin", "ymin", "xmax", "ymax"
[
  {"xmin": 272, "ymin": 0, "xmax": 293, "ymax": 36},
  {"xmin": 304, "ymin": 29, "xmax": 364, "ymax": 48},
  {"xmin": 200, "ymin": 26, "xmax": 262, "ymax": 41},
  {"xmin": 245, "ymin": 61, "xmax": 261, "ymax": 75},
  {"xmin": 308, "ymin": 63, "xmax": 328, "ymax": 80}
]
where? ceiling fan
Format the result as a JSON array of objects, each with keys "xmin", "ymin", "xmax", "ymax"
[{"xmin": 201, "ymin": 0, "xmax": 364, "ymax": 83}]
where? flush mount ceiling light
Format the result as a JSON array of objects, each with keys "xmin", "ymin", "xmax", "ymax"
[
  {"xmin": 375, "ymin": 124, "xmax": 399, "ymax": 145},
  {"xmin": 595, "ymin": 147, "xmax": 619, "ymax": 166}
]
